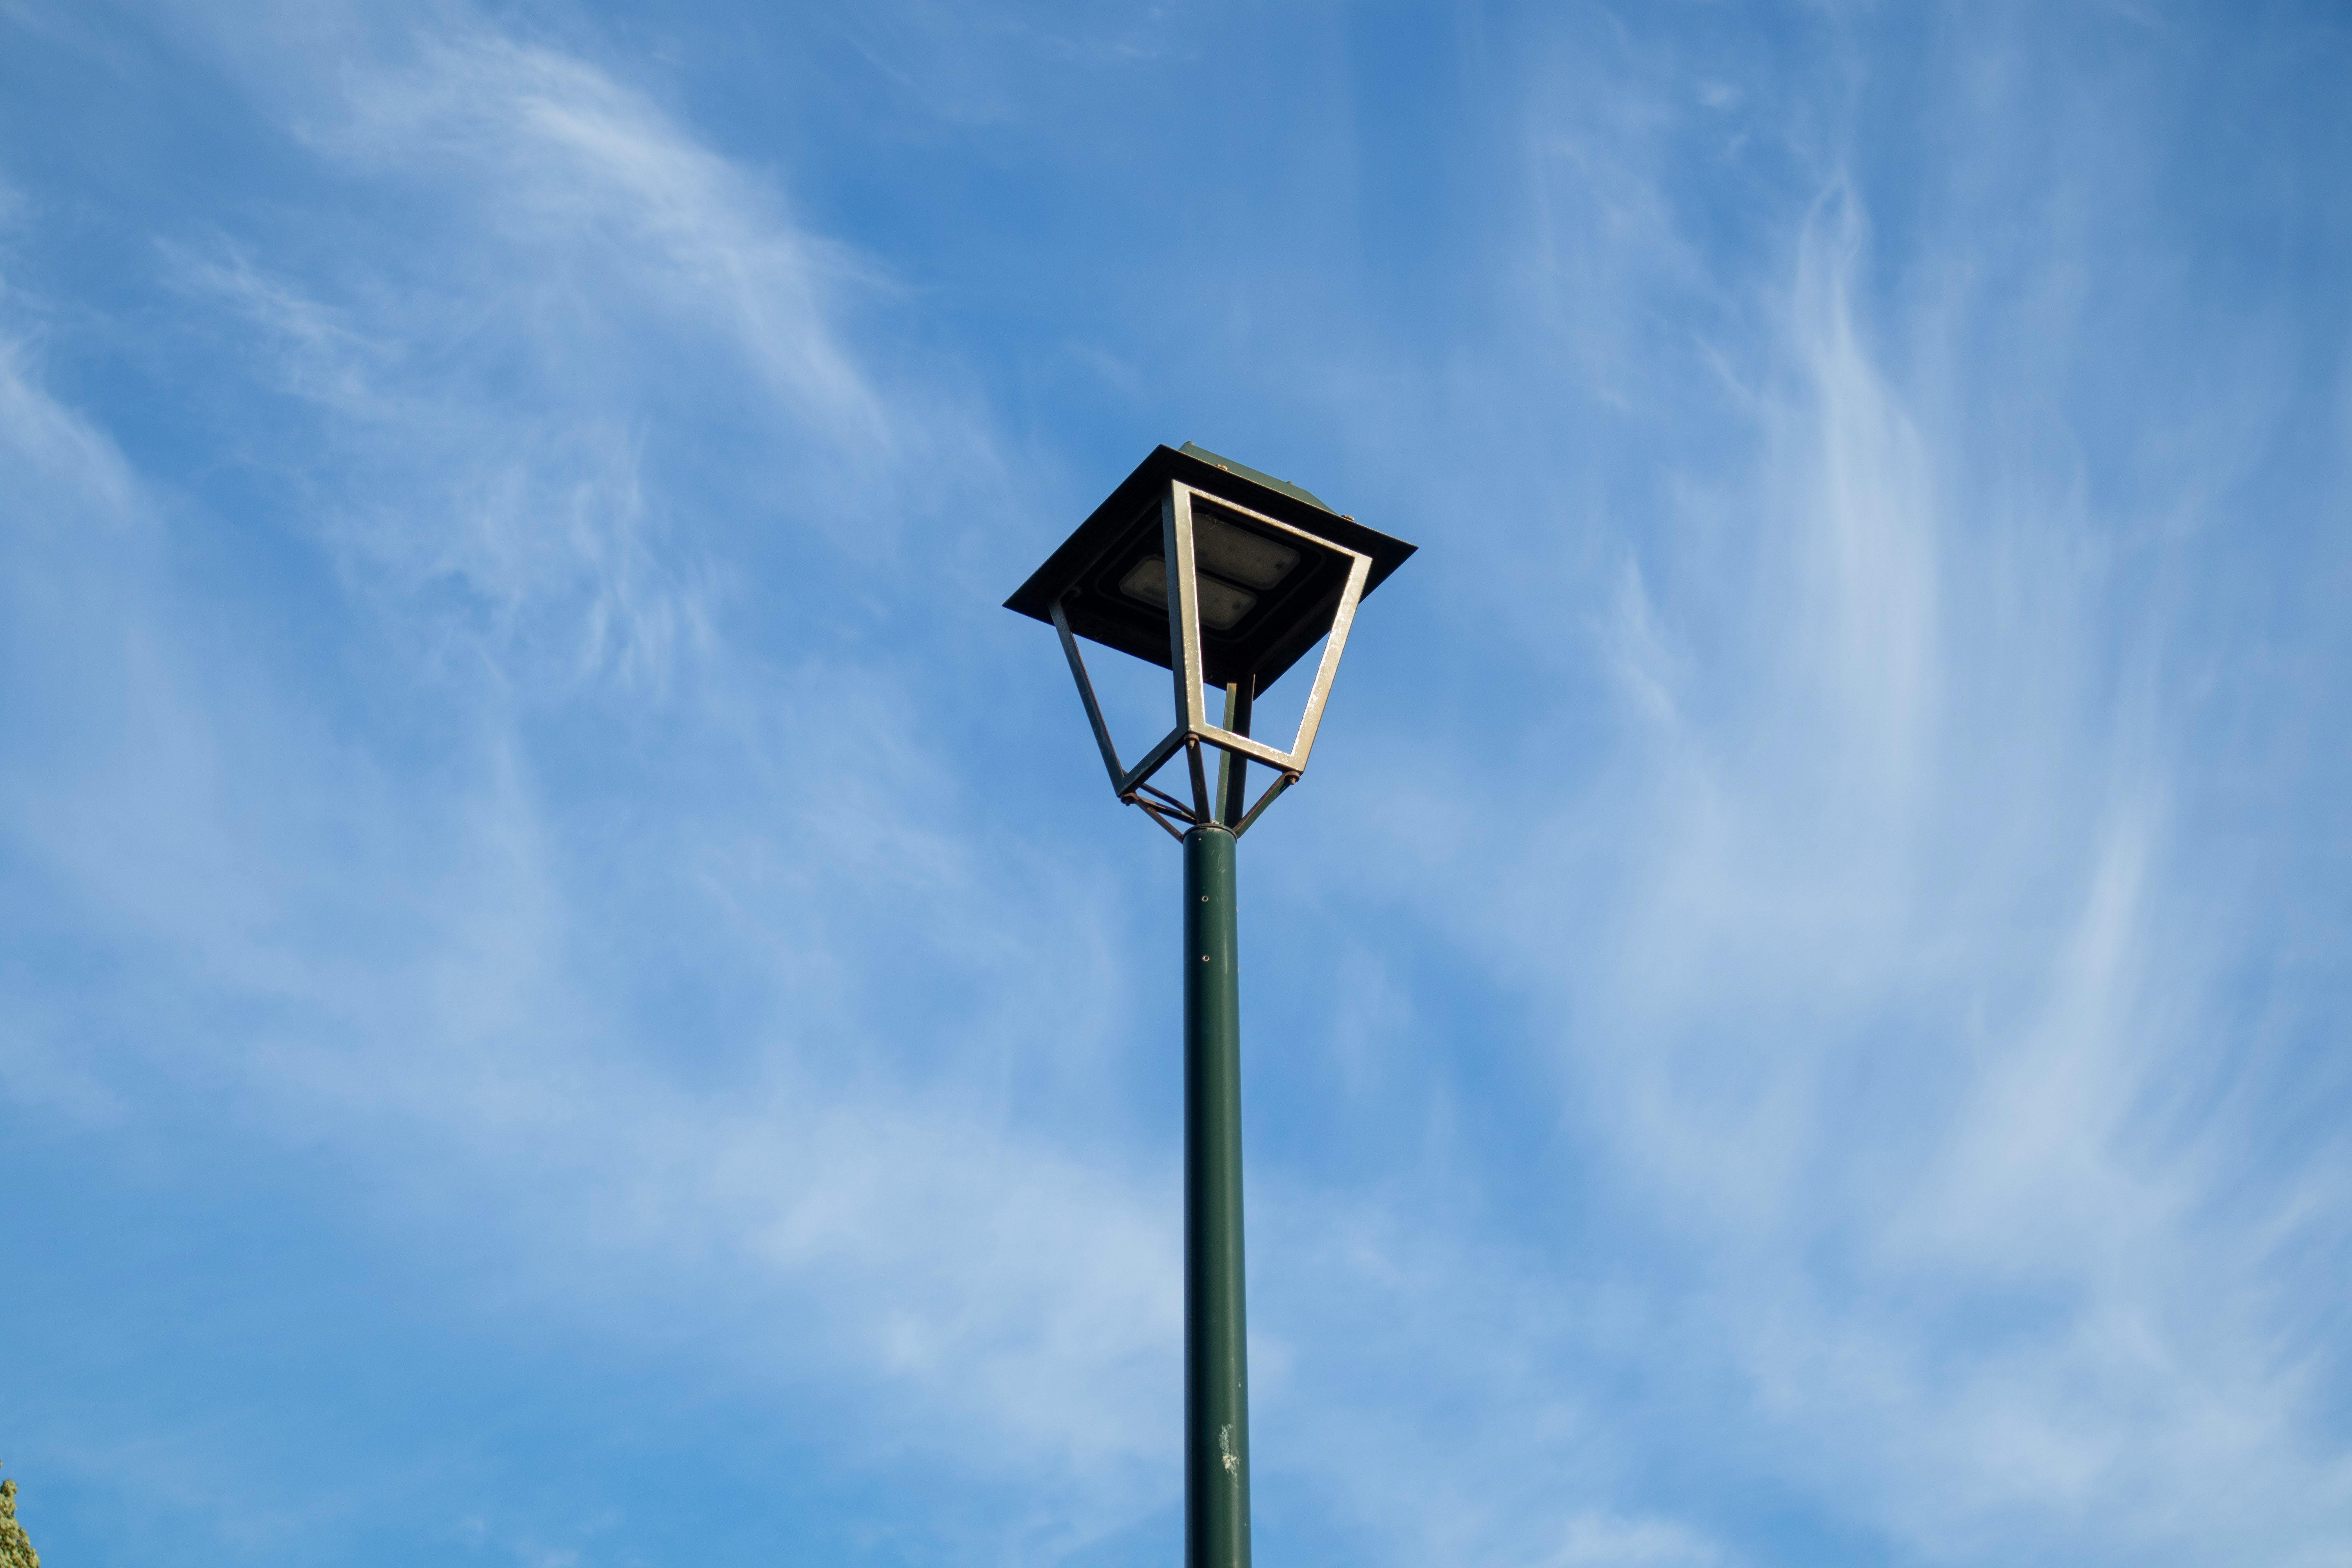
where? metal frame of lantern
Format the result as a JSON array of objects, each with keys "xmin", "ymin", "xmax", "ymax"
[{"xmin": 1048, "ymin": 478, "xmax": 1373, "ymax": 841}]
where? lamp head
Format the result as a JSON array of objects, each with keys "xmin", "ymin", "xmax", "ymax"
[{"xmin": 1007, "ymin": 443, "xmax": 1415, "ymax": 838}]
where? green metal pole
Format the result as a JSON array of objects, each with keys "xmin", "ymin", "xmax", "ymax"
[{"xmin": 1184, "ymin": 823, "xmax": 1250, "ymax": 1568}]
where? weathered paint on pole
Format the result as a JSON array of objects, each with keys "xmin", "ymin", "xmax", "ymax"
[{"xmin": 1184, "ymin": 823, "xmax": 1251, "ymax": 1568}]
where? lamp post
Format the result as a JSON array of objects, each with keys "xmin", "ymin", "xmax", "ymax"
[{"xmin": 1007, "ymin": 443, "xmax": 1415, "ymax": 1568}]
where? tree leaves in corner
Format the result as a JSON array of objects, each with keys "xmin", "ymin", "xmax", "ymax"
[{"xmin": 0, "ymin": 1479, "xmax": 39, "ymax": 1568}]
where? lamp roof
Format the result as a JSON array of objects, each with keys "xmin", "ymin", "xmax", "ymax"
[{"xmin": 1005, "ymin": 443, "xmax": 1416, "ymax": 691}]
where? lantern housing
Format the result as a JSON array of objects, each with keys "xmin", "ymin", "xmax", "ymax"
[{"xmin": 1005, "ymin": 443, "xmax": 1416, "ymax": 838}]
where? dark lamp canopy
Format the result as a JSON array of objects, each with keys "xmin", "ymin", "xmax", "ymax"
[{"xmin": 1005, "ymin": 443, "xmax": 1416, "ymax": 692}]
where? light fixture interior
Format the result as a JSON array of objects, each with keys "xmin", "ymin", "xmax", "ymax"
[
  {"xmin": 1114, "ymin": 510, "xmax": 1299, "ymax": 635},
  {"xmin": 1191, "ymin": 509, "xmax": 1299, "ymax": 588},
  {"xmin": 1117, "ymin": 555, "xmax": 1258, "ymax": 632}
]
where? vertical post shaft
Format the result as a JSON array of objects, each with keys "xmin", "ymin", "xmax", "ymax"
[
  {"xmin": 1216, "ymin": 679, "xmax": 1254, "ymax": 827},
  {"xmin": 1184, "ymin": 825, "xmax": 1250, "ymax": 1568}
]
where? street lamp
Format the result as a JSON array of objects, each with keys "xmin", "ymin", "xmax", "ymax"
[{"xmin": 1007, "ymin": 442, "xmax": 1415, "ymax": 1568}]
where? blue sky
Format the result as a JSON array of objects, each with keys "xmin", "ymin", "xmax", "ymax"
[{"xmin": 4, "ymin": 1, "xmax": 2350, "ymax": 1564}]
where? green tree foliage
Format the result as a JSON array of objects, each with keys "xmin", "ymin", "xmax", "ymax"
[{"xmin": 0, "ymin": 1479, "xmax": 39, "ymax": 1568}]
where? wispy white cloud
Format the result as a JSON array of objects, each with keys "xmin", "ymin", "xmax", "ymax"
[
  {"xmin": 0, "ymin": 267, "xmax": 1180, "ymax": 1552},
  {"xmin": 4, "ymin": 9, "xmax": 1183, "ymax": 1552},
  {"xmin": 1399, "ymin": 16, "xmax": 2352, "ymax": 1559},
  {"xmin": 149, "ymin": 13, "xmax": 993, "ymax": 703},
  {"xmin": 318, "ymin": 31, "xmax": 887, "ymax": 435}
]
